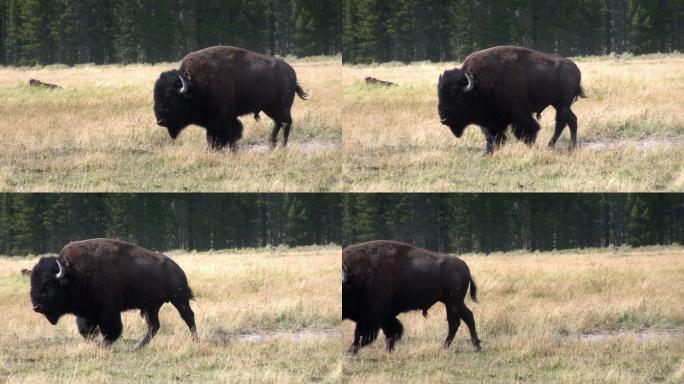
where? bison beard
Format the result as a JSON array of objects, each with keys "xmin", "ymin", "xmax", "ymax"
[
  {"xmin": 153, "ymin": 46, "xmax": 308, "ymax": 150},
  {"xmin": 438, "ymin": 46, "xmax": 586, "ymax": 153},
  {"xmin": 29, "ymin": 239, "xmax": 197, "ymax": 349},
  {"xmin": 342, "ymin": 240, "xmax": 481, "ymax": 354}
]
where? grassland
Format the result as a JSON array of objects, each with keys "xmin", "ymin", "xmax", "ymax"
[
  {"xmin": 342, "ymin": 53, "xmax": 684, "ymax": 191},
  {"xmin": 0, "ymin": 246, "xmax": 342, "ymax": 383},
  {"xmin": 0, "ymin": 56, "xmax": 342, "ymax": 192},
  {"xmin": 342, "ymin": 246, "xmax": 684, "ymax": 383}
]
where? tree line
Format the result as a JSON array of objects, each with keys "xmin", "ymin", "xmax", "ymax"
[
  {"xmin": 0, "ymin": 194, "xmax": 342, "ymax": 255},
  {"xmin": 2, "ymin": 193, "xmax": 682, "ymax": 256},
  {"xmin": 341, "ymin": 194, "xmax": 684, "ymax": 253},
  {"xmin": 0, "ymin": 0, "xmax": 341, "ymax": 66},
  {"xmin": 343, "ymin": 0, "xmax": 684, "ymax": 64}
]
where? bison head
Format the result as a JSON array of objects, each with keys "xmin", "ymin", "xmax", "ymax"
[
  {"xmin": 437, "ymin": 69, "xmax": 475, "ymax": 138},
  {"xmin": 153, "ymin": 70, "xmax": 193, "ymax": 139},
  {"xmin": 341, "ymin": 266, "xmax": 358, "ymax": 321},
  {"xmin": 29, "ymin": 257, "xmax": 71, "ymax": 325}
]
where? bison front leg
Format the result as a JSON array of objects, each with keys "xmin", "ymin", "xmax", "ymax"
[
  {"xmin": 349, "ymin": 322, "xmax": 379, "ymax": 354},
  {"xmin": 381, "ymin": 317, "xmax": 403, "ymax": 352},
  {"xmin": 97, "ymin": 310, "xmax": 123, "ymax": 347},
  {"xmin": 76, "ymin": 316, "xmax": 100, "ymax": 340},
  {"xmin": 206, "ymin": 131, "xmax": 229, "ymax": 150}
]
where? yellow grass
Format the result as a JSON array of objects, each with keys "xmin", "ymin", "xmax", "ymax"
[
  {"xmin": 0, "ymin": 57, "xmax": 342, "ymax": 192},
  {"xmin": 343, "ymin": 246, "xmax": 684, "ymax": 383},
  {"xmin": 0, "ymin": 246, "xmax": 342, "ymax": 383},
  {"xmin": 342, "ymin": 54, "xmax": 684, "ymax": 191}
]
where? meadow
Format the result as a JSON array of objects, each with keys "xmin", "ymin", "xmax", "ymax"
[
  {"xmin": 0, "ymin": 246, "xmax": 342, "ymax": 383},
  {"xmin": 0, "ymin": 56, "xmax": 342, "ymax": 192},
  {"xmin": 342, "ymin": 246, "xmax": 684, "ymax": 383},
  {"xmin": 342, "ymin": 54, "xmax": 684, "ymax": 191}
]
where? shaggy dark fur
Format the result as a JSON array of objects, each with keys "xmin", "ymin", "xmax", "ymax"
[
  {"xmin": 438, "ymin": 46, "xmax": 586, "ymax": 153},
  {"xmin": 342, "ymin": 240, "xmax": 480, "ymax": 354},
  {"xmin": 30, "ymin": 238, "xmax": 197, "ymax": 349},
  {"xmin": 153, "ymin": 46, "xmax": 308, "ymax": 150}
]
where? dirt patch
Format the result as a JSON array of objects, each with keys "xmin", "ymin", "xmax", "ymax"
[
  {"xmin": 242, "ymin": 140, "xmax": 341, "ymax": 154},
  {"xmin": 578, "ymin": 329, "xmax": 684, "ymax": 342},
  {"xmin": 582, "ymin": 137, "xmax": 684, "ymax": 151},
  {"xmin": 207, "ymin": 328, "xmax": 340, "ymax": 346}
]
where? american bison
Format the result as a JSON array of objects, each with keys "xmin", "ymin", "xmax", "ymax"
[
  {"xmin": 342, "ymin": 240, "xmax": 481, "ymax": 354},
  {"xmin": 153, "ymin": 46, "xmax": 308, "ymax": 150},
  {"xmin": 438, "ymin": 46, "xmax": 586, "ymax": 153},
  {"xmin": 30, "ymin": 238, "xmax": 197, "ymax": 349}
]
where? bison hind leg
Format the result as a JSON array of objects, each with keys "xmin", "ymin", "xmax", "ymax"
[
  {"xmin": 381, "ymin": 317, "xmax": 404, "ymax": 352},
  {"xmin": 171, "ymin": 299, "xmax": 197, "ymax": 340},
  {"xmin": 135, "ymin": 302, "xmax": 163, "ymax": 350}
]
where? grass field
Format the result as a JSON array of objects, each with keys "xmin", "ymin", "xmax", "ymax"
[
  {"xmin": 342, "ymin": 246, "xmax": 684, "ymax": 383},
  {"xmin": 0, "ymin": 56, "xmax": 342, "ymax": 192},
  {"xmin": 342, "ymin": 54, "xmax": 684, "ymax": 191},
  {"xmin": 0, "ymin": 246, "xmax": 342, "ymax": 383}
]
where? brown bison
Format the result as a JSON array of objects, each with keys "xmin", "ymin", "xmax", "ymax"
[
  {"xmin": 438, "ymin": 46, "xmax": 586, "ymax": 153},
  {"xmin": 30, "ymin": 238, "xmax": 197, "ymax": 349},
  {"xmin": 153, "ymin": 46, "xmax": 308, "ymax": 150},
  {"xmin": 342, "ymin": 240, "xmax": 480, "ymax": 354}
]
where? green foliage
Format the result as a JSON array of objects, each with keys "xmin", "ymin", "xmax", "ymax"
[
  {"xmin": 341, "ymin": 194, "xmax": 684, "ymax": 253},
  {"xmin": 0, "ymin": 194, "xmax": 342, "ymax": 255},
  {"xmin": 343, "ymin": 0, "xmax": 684, "ymax": 63},
  {"xmin": 0, "ymin": 0, "xmax": 341, "ymax": 65}
]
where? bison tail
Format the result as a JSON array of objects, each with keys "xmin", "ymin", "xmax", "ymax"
[
  {"xmin": 469, "ymin": 277, "xmax": 478, "ymax": 303},
  {"xmin": 295, "ymin": 84, "xmax": 309, "ymax": 100},
  {"xmin": 576, "ymin": 85, "xmax": 587, "ymax": 100},
  {"xmin": 187, "ymin": 287, "xmax": 195, "ymax": 301}
]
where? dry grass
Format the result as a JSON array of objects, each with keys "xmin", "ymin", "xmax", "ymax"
[
  {"xmin": 342, "ymin": 54, "xmax": 684, "ymax": 191},
  {"xmin": 343, "ymin": 246, "xmax": 684, "ymax": 383},
  {"xmin": 0, "ymin": 56, "xmax": 342, "ymax": 192},
  {"xmin": 0, "ymin": 246, "xmax": 342, "ymax": 383}
]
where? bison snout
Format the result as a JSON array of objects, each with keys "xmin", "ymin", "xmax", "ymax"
[{"xmin": 33, "ymin": 304, "xmax": 42, "ymax": 312}]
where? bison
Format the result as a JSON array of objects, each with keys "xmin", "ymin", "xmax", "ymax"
[
  {"xmin": 30, "ymin": 238, "xmax": 197, "ymax": 349},
  {"xmin": 342, "ymin": 240, "xmax": 480, "ymax": 354},
  {"xmin": 153, "ymin": 46, "xmax": 308, "ymax": 150},
  {"xmin": 438, "ymin": 46, "xmax": 586, "ymax": 153}
]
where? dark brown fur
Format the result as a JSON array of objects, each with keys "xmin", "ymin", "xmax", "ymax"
[
  {"xmin": 29, "ymin": 238, "xmax": 197, "ymax": 348},
  {"xmin": 342, "ymin": 240, "xmax": 480, "ymax": 354},
  {"xmin": 438, "ymin": 46, "xmax": 585, "ymax": 153},
  {"xmin": 154, "ymin": 46, "xmax": 307, "ymax": 150}
]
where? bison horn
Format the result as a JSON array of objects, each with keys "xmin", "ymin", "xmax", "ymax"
[
  {"xmin": 342, "ymin": 268, "xmax": 348, "ymax": 284},
  {"xmin": 178, "ymin": 75, "xmax": 188, "ymax": 94},
  {"xmin": 55, "ymin": 259, "xmax": 65, "ymax": 279},
  {"xmin": 463, "ymin": 72, "xmax": 474, "ymax": 92}
]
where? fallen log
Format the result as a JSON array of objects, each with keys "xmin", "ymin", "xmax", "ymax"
[
  {"xmin": 365, "ymin": 76, "xmax": 398, "ymax": 87},
  {"xmin": 29, "ymin": 79, "xmax": 62, "ymax": 89}
]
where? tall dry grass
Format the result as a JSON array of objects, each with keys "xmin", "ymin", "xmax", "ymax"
[
  {"xmin": 343, "ymin": 246, "xmax": 684, "ymax": 383},
  {"xmin": 0, "ymin": 246, "xmax": 342, "ymax": 383},
  {"xmin": 342, "ymin": 54, "xmax": 684, "ymax": 191},
  {"xmin": 0, "ymin": 57, "xmax": 342, "ymax": 192}
]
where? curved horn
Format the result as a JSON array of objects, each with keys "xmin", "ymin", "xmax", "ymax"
[
  {"xmin": 463, "ymin": 71, "xmax": 474, "ymax": 92},
  {"xmin": 342, "ymin": 267, "xmax": 348, "ymax": 284},
  {"xmin": 178, "ymin": 75, "xmax": 188, "ymax": 94},
  {"xmin": 55, "ymin": 259, "xmax": 65, "ymax": 279}
]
